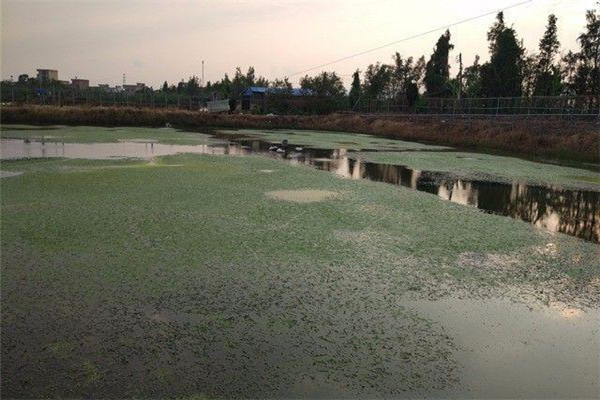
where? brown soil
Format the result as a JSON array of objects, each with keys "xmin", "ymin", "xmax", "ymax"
[{"xmin": 265, "ymin": 189, "xmax": 339, "ymax": 203}]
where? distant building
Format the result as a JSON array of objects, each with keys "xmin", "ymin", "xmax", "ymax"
[
  {"xmin": 37, "ymin": 69, "xmax": 58, "ymax": 82},
  {"xmin": 71, "ymin": 78, "xmax": 90, "ymax": 90},
  {"xmin": 241, "ymin": 86, "xmax": 313, "ymax": 111},
  {"xmin": 98, "ymin": 84, "xmax": 123, "ymax": 93},
  {"xmin": 123, "ymin": 83, "xmax": 146, "ymax": 94}
]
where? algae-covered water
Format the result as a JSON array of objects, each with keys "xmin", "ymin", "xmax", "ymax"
[
  {"xmin": 2, "ymin": 125, "xmax": 599, "ymax": 242},
  {"xmin": 1, "ymin": 125, "xmax": 599, "ymax": 398}
]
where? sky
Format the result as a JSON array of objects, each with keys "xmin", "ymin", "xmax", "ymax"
[{"xmin": 1, "ymin": 0, "xmax": 596, "ymax": 88}]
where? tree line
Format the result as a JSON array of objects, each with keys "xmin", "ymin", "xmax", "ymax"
[
  {"xmin": 168, "ymin": 7, "xmax": 596, "ymax": 109},
  {"xmin": 2, "ymin": 6, "xmax": 598, "ymax": 113}
]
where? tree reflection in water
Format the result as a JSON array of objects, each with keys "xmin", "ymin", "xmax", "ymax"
[
  {"xmin": 299, "ymin": 151, "xmax": 599, "ymax": 243},
  {"xmin": 223, "ymin": 138, "xmax": 600, "ymax": 242}
]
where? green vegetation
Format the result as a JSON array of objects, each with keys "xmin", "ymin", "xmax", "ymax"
[
  {"xmin": 2, "ymin": 146, "xmax": 598, "ymax": 397},
  {"xmin": 1, "ymin": 126, "xmax": 599, "ymax": 398},
  {"xmin": 218, "ymin": 128, "xmax": 450, "ymax": 151},
  {"xmin": 0, "ymin": 124, "xmax": 222, "ymax": 145},
  {"xmin": 348, "ymin": 151, "xmax": 600, "ymax": 190}
]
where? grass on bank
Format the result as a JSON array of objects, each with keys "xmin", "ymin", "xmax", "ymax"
[{"xmin": 2, "ymin": 152, "xmax": 598, "ymax": 398}]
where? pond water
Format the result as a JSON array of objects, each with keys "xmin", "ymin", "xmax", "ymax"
[
  {"xmin": 401, "ymin": 296, "xmax": 600, "ymax": 399},
  {"xmin": 1, "ymin": 136, "xmax": 598, "ymax": 242}
]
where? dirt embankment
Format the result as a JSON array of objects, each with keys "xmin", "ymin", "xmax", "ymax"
[{"xmin": 2, "ymin": 105, "xmax": 598, "ymax": 163}]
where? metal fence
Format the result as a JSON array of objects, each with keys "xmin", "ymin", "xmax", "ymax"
[
  {"xmin": 2, "ymin": 86, "xmax": 598, "ymax": 118},
  {"xmin": 1, "ymin": 88, "xmax": 207, "ymax": 110},
  {"xmin": 354, "ymin": 95, "xmax": 599, "ymax": 116}
]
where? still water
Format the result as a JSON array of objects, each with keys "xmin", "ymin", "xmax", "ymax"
[{"xmin": 1, "ymin": 137, "xmax": 598, "ymax": 242}]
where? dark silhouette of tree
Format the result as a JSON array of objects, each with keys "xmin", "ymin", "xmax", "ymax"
[
  {"xmin": 533, "ymin": 14, "xmax": 562, "ymax": 96},
  {"xmin": 186, "ymin": 76, "xmax": 200, "ymax": 96},
  {"xmin": 521, "ymin": 53, "xmax": 538, "ymax": 97},
  {"xmin": 562, "ymin": 8, "xmax": 599, "ymax": 106},
  {"xmin": 363, "ymin": 63, "xmax": 392, "ymax": 100},
  {"xmin": 390, "ymin": 53, "xmax": 424, "ymax": 108},
  {"xmin": 300, "ymin": 71, "xmax": 346, "ymax": 97},
  {"xmin": 231, "ymin": 67, "xmax": 246, "ymax": 97},
  {"xmin": 480, "ymin": 12, "xmax": 524, "ymax": 97},
  {"xmin": 255, "ymin": 76, "xmax": 270, "ymax": 87},
  {"xmin": 349, "ymin": 69, "xmax": 361, "ymax": 109},
  {"xmin": 245, "ymin": 66, "xmax": 256, "ymax": 86},
  {"xmin": 270, "ymin": 78, "xmax": 292, "ymax": 90},
  {"xmin": 463, "ymin": 56, "xmax": 482, "ymax": 97},
  {"xmin": 424, "ymin": 30, "xmax": 454, "ymax": 97}
]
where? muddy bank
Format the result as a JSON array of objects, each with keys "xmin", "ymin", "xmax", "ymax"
[{"xmin": 2, "ymin": 105, "xmax": 598, "ymax": 163}]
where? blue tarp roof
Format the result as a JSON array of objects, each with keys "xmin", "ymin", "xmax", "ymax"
[{"xmin": 242, "ymin": 86, "xmax": 314, "ymax": 97}]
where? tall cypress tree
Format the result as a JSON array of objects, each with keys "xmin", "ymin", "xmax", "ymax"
[
  {"xmin": 533, "ymin": 14, "xmax": 562, "ymax": 96},
  {"xmin": 349, "ymin": 69, "xmax": 361, "ymax": 109},
  {"xmin": 424, "ymin": 30, "xmax": 454, "ymax": 97},
  {"xmin": 480, "ymin": 13, "xmax": 524, "ymax": 97}
]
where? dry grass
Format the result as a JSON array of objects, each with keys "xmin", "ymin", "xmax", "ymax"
[{"xmin": 2, "ymin": 105, "xmax": 598, "ymax": 162}]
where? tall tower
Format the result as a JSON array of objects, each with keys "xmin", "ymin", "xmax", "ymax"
[
  {"xmin": 201, "ymin": 60, "xmax": 205, "ymax": 87},
  {"xmin": 123, "ymin": 74, "xmax": 126, "ymax": 86}
]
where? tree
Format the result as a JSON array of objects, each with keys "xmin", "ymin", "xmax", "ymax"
[
  {"xmin": 255, "ymin": 76, "xmax": 270, "ymax": 87},
  {"xmin": 533, "ymin": 14, "xmax": 562, "ymax": 96},
  {"xmin": 463, "ymin": 55, "xmax": 481, "ymax": 97},
  {"xmin": 348, "ymin": 69, "xmax": 361, "ymax": 109},
  {"xmin": 424, "ymin": 30, "xmax": 454, "ymax": 97},
  {"xmin": 245, "ymin": 66, "xmax": 256, "ymax": 86},
  {"xmin": 186, "ymin": 76, "xmax": 200, "ymax": 96},
  {"xmin": 363, "ymin": 63, "xmax": 392, "ymax": 100},
  {"xmin": 522, "ymin": 52, "xmax": 539, "ymax": 97},
  {"xmin": 177, "ymin": 79, "xmax": 186, "ymax": 94},
  {"xmin": 487, "ymin": 11, "xmax": 506, "ymax": 53},
  {"xmin": 480, "ymin": 13, "xmax": 524, "ymax": 97},
  {"xmin": 220, "ymin": 74, "xmax": 232, "ymax": 97},
  {"xmin": 563, "ymin": 8, "xmax": 599, "ymax": 105},
  {"xmin": 300, "ymin": 71, "xmax": 346, "ymax": 97},
  {"xmin": 231, "ymin": 67, "xmax": 246, "ymax": 97},
  {"xmin": 406, "ymin": 81, "xmax": 420, "ymax": 109},
  {"xmin": 270, "ymin": 78, "xmax": 292, "ymax": 90},
  {"xmin": 162, "ymin": 81, "xmax": 169, "ymax": 92},
  {"xmin": 390, "ymin": 53, "xmax": 424, "ymax": 108}
]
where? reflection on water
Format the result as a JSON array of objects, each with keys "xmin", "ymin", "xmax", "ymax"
[
  {"xmin": 0, "ymin": 139, "xmax": 236, "ymax": 159},
  {"xmin": 313, "ymin": 156, "xmax": 599, "ymax": 243},
  {"xmin": 1, "ymin": 137, "xmax": 599, "ymax": 242}
]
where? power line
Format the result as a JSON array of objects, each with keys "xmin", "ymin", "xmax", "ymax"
[{"xmin": 287, "ymin": 0, "xmax": 533, "ymax": 78}]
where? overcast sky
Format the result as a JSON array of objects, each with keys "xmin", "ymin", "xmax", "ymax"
[{"xmin": 1, "ymin": 0, "xmax": 595, "ymax": 88}]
